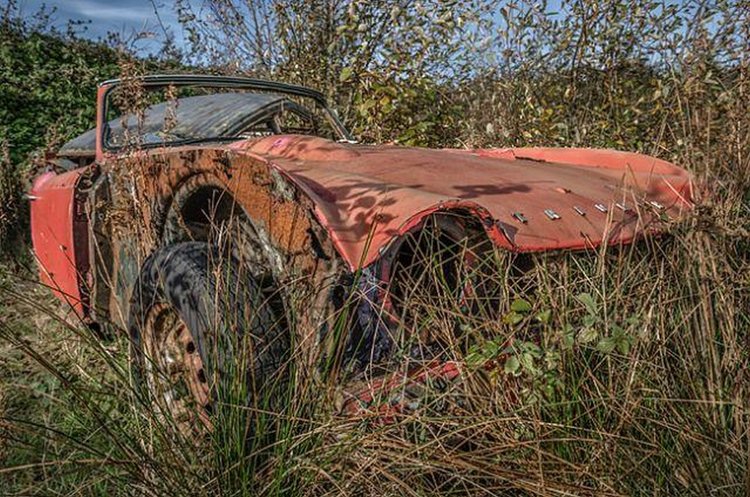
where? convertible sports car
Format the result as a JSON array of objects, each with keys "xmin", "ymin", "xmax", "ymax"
[{"xmin": 29, "ymin": 75, "xmax": 693, "ymax": 426}]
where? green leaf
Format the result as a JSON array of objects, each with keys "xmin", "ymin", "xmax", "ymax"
[
  {"xmin": 339, "ymin": 67, "xmax": 353, "ymax": 83},
  {"xmin": 579, "ymin": 327, "xmax": 598, "ymax": 344},
  {"xmin": 577, "ymin": 293, "xmax": 597, "ymax": 315},
  {"xmin": 597, "ymin": 337, "xmax": 616, "ymax": 354},
  {"xmin": 617, "ymin": 337, "xmax": 632, "ymax": 355},
  {"xmin": 484, "ymin": 340, "xmax": 500, "ymax": 357},
  {"xmin": 563, "ymin": 330, "xmax": 575, "ymax": 350},
  {"xmin": 465, "ymin": 351, "xmax": 483, "ymax": 368},
  {"xmin": 510, "ymin": 298, "xmax": 532, "ymax": 313},
  {"xmin": 520, "ymin": 352, "xmax": 537, "ymax": 374},
  {"xmin": 504, "ymin": 355, "xmax": 520, "ymax": 375},
  {"xmin": 536, "ymin": 309, "xmax": 551, "ymax": 324},
  {"xmin": 504, "ymin": 311, "xmax": 523, "ymax": 325},
  {"xmin": 523, "ymin": 342, "xmax": 542, "ymax": 357},
  {"xmin": 583, "ymin": 314, "xmax": 599, "ymax": 327}
]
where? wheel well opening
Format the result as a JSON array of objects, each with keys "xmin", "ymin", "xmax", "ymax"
[
  {"xmin": 385, "ymin": 216, "xmax": 470, "ymax": 355},
  {"xmin": 388, "ymin": 222, "xmax": 462, "ymax": 325},
  {"xmin": 177, "ymin": 185, "xmax": 238, "ymax": 242},
  {"xmin": 168, "ymin": 184, "xmax": 272, "ymax": 277},
  {"xmin": 383, "ymin": 213, "xmax": 504, "ymax": 357},
  {"xmin": 166, "ymin": 183, "xmax": 289, "ymax": 335}
]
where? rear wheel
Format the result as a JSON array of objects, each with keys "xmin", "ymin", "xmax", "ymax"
[{"xmin": 129, "ymin": 241, "xmax": 287, "ymax": 437}]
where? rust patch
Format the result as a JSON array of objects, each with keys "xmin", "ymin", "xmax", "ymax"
[{"xmin": 98, "ymin": 145, "xmax": 347, "ymax": 369}]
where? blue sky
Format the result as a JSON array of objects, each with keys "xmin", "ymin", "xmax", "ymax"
[
  {"xmin": 14, "ymin": 0, "xmax": 714, "ymax": 63},
  {"xmin": 16, "ymin": 0, "xmax": 186, "ymax": 52}
]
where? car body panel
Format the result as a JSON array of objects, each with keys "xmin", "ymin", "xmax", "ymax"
[
  {"xmin": 29, "ymin": 167, "xmax": 90, "ymax": 317},
  {"xmin": 230, "ymin": 135, "xmax": 693, "ymax": 270}
]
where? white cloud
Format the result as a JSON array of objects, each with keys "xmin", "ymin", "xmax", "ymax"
[{"xmin": 65, "ymin": 0, "xmax": 156, "ymax": 23}]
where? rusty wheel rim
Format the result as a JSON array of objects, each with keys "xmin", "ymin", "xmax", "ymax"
[{"xmin": 143, "ymin": 302, "xmax": 212, "ymax": 434}]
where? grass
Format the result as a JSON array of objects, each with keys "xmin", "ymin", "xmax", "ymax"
[{"xmin": 1, "ymin": 162, "xmax": 748, "ymax": 495}]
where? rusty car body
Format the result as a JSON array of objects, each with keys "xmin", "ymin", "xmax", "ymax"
[{"xmin": 29, "ymin": 74, "xmax": 693, "ymax": 422}]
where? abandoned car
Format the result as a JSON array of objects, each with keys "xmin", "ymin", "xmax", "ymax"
[{"xmin": 29, "ymin": 74, "xmax": 693, "ymax": 424}]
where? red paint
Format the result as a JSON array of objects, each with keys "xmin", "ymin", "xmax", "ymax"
[
  {"xmin": 29, "ymin": 167, "xmax": 89, "ymax": 318},
  {"xmin": 32, "ymin": 132, "xmax": 692, "ymax": 319},
  {"xmin": 232, "ymin": 136, "xmax": 693, "ymax": 270}
]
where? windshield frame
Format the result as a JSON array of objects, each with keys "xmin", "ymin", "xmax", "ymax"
[{"xmin": 95, "ymin": 74, "xmax": 353, "ymax": 159}]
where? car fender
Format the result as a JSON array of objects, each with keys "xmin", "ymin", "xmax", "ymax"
[{"xmin": 30, "ymin": 167, "xmax": 91, "ymax": 318}]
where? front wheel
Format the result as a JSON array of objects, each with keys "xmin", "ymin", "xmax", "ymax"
[{"xmin": 128, "ymin": 241, "xmax": 287, "ymax": 437}]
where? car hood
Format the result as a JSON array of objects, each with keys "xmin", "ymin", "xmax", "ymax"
[{"xmin": 229, "ymin": 135, "xmax": 693, "ymax": 270}]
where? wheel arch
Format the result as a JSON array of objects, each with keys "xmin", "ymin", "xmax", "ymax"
[
  {"xmin": 97, "ymin": 148, "xmax": 346, "ymax": 357},
  {"xmin": 144, "ymin": 148, "xmax": 346, "ymax": 369}
]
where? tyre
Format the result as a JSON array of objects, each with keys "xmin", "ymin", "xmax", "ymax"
[{"xmin": 128, "ymin": 241, "xmax": 287, "ymax": 436}]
